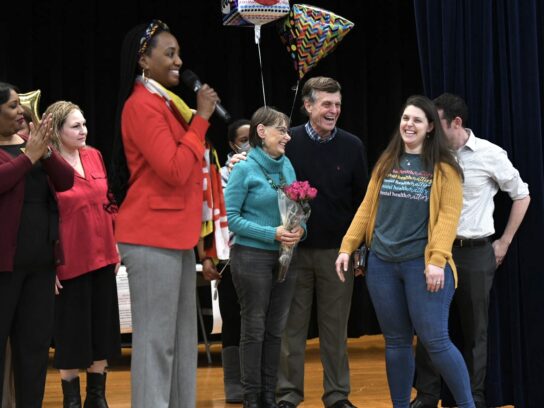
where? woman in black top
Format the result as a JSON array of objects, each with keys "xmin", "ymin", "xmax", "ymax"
[{"xmin": 0, "ymin": 82, "xmax": 74, "ymax": 407}]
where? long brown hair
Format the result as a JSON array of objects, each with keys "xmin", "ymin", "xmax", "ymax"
[{"xmin": 374, "ymin": 95, "xmax": 463, "ymax": 180}]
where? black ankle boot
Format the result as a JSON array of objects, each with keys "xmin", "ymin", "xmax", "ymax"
[
  {"xmin": 243, "ymin": 393, "xmax": 261, "ymax": 408},
  {"xmin": 83, "ymin": 372, "xmax": 109, "ymax": 408},
  {"xmin": 61, "ymin": 377, "xmax": 82, "ymax": 408},
  {"xmin": 261, "ymin": 391, "xmax": 278, "ymax": 408}
]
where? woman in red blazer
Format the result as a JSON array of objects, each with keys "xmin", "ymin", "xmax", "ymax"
[
  {"xmin": 0, "ymin": 82, "xmax": 74, "ymax": 406},
  {"xmin": 110, "ymin": 20, "xmax": 219, "ymax": 408}
]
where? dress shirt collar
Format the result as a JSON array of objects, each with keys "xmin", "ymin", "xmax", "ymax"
[
  {"xmin": 461, "ymin": 128, "xmax": 477, "ymax": 152},
  {"xmin": 304, "ymin": 122, "xmax": 337, "ymax": 143}
]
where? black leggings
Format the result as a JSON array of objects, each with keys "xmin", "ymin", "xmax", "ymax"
[
  {"xmin": 0, "ymin": 266, "xmax": 56, "ymax": 407},
  {"xmin": 217, "ymin": 266, "xmax": 241, "ymax": 348}
]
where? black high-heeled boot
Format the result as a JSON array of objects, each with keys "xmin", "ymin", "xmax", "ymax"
[
  {"xmin": 83, "ymin": 372, "xmax": 109, "ymax": 408},
  {"xmin": 243, "ymin": 392, "xmax": 261, "ymax": 408},
  {"xmin": 61, "ymin": 377, "xmax": 82, "ymax": 408},
  {"xmin": 261, "ymin": 391, "xmax": 278, "ymax": 408}
]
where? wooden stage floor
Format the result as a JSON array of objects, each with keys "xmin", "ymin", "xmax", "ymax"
[{"xmin": 42, "ymin": 335, "xmax": 513, "ymax": 407}]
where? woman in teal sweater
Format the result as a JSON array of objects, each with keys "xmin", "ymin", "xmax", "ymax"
[{"xmin": 225, "ymin": 107, "xmax": 304, "ymax": 408}]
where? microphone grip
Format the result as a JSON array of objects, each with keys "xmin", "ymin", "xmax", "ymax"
[
  {"xmin": 192, "ymin": 80, "xmax": 231, "ymax": 122},
  {"xmin": 214, "ymin": 103, "xmax": 231, "ymax": 122},
  {"xmin": 192, "ymin": 79, "xmax": 202, "ymax": 93}
]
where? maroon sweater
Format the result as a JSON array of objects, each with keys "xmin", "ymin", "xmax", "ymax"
[{"xmin": 0, "ymin": 148, "xmax": 74, "ymax": 272}]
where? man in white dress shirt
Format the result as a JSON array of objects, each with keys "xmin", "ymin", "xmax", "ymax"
[{"xmin": 411, "ymin": 93, "xmax": 531, "ymax": 408}]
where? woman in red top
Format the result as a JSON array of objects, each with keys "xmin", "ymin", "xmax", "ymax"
[{"xmin": 45, "ymin": 101, "xmax": 121, "ymax": 408}]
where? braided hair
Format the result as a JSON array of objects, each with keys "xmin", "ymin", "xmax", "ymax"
[{"xmin": 110, "ymin": 20, "xmax": 169, "ymax": 205}]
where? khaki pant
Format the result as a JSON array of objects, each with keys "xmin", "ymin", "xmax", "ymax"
[{"xmin": 277, "ymin": 248, "xmax": 354, "ymax": 407}]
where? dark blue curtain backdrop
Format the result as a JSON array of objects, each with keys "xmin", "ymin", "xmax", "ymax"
[{"xmin": 413, "ymin": 1, "xmax": 544, "ymax": 407}]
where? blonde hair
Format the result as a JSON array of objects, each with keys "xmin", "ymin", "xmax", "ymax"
[{"xmin": 43, "ymin": 101, "xmax": 82, "ymax": 151}]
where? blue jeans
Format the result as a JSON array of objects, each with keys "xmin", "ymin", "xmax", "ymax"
[
  {"xmin": 230, "ymin": 244, "xmax": 297, "ymax": 396},
  {"xmin": 366, "ymin": 252, "xmax": 474, "ymax": 408}
]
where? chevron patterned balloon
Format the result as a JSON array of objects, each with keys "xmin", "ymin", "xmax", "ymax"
[{"xmin": 278, "ymin": 4, "xmax": 355, "ymax": 79}]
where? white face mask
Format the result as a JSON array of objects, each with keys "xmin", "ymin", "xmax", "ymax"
[{"xmin": 234, "ymin": 141, "xmax": 250, "ymax": 154}]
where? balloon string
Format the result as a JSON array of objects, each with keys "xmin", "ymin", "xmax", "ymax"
[
  {"xmin": 289, "ymin": 80, "xmax": 300, "ymax": 121},
  {"xmin": 256, "ymin": 26, "xmax": 267, "ymax": 107}
]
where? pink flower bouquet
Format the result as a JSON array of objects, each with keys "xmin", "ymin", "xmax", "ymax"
[{"xmin": 277, "ymin": 181, "xmax": 317, "ymax": 282}]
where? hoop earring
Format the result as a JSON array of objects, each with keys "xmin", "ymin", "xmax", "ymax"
[{"xmin": 142, "ymin": 69, "xmax": 148, "ymax": 83}]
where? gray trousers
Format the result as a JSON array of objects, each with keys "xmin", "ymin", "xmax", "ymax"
[
  {"xmin": 119, "ymin": 244, "xmax": 197, "ymax": 408},
  {"xmin": 415, "ymin": 242, "xmax": 496, "ymax": 405},
  {"xmin": 277, "ymin": 248, "xmax": 354, "ymax": 407}
]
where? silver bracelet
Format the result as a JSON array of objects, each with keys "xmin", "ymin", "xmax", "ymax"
[{"xmin": 42, "ymin": 148, "xmax": 52, "ymax": 160}]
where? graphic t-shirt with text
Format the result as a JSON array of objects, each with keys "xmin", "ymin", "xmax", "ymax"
[{"xmin": 371, "ymin": 154, "xmax": 433, "ymax": 262}]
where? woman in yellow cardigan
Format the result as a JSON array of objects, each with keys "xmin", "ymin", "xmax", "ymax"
[{"xmin": 335, "ymin": 95, "xmax": 475, "ymax": 408}]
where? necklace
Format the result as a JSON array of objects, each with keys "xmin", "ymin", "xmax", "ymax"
[
  {"xmin": 252, "ymin": 158, "xmax": 286, "ymax": 191},
  {"xmin": 402, "ymin": 154, "xmax": 419, "ymax": 167}
]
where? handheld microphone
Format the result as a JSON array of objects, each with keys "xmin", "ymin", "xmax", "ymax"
[{"xmin": 181, "ymin": 69, "xmax": 231, "ymax": 122}]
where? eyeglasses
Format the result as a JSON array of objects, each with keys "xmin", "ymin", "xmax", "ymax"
[{"xmin": 273, "ymin": 126, "xmax": 289, "ymax": 135}]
